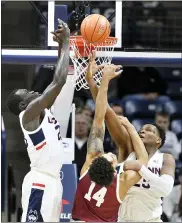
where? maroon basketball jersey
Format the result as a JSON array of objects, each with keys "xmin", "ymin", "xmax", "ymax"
[{"xmin": 72, "ymin": 170, "xmax": 121, "ymax": 222}]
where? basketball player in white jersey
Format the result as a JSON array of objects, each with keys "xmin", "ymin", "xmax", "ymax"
[
  {"xmin": 118, "ymin": 123, "xmax": 175, "ymax": 222},
  {"xmin": 86, "ymin": 51, "xmax": 175, "ymax": 222},
  {"xmin": 6, "ymin": 20, "xmax": 70, "ymax": 222}
]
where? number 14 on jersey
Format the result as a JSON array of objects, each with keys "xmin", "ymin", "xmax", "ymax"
[{"xmin": 84, "ymin": 182, "xmax": 107, "ymax": 207}]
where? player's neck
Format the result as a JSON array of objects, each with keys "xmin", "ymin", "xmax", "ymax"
[{"xmin": 146, "ymin": 146, "xmax": 158, "ymax": 159}]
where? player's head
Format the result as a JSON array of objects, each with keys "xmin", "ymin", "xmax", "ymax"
[
  {"xmin": 154, "ymin": 112, "xmax": 170, "ymax": 132},
  {"xmin": 138, "ymin": 124, "xmax": 166, "ymax": 149},
  {"xmin": 6, "ymin": 89, "xmax": 40, "ymax": 116},
  {"xmin": 88, "ymin": 153, "xmax": 117, "ymax": 187}
]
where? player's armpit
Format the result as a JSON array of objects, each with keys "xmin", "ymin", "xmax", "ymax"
[
  {"xmin": 118, "ymin": 170, "xmax": 141, "ymax": 199},
  {"xmin": 161, "ymin": 154, "xmax": 175, "ymax": 178}
]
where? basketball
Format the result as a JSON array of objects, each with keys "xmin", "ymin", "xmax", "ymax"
[{"xmin": 80, "ymin": 14, "xmax": 111, "ymax": 44}]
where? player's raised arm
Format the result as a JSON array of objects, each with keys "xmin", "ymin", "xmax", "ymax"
[
  {"xmin": 116, "ymin": 117, "xmax": 148, "ymax": 198},
  {"xmin": 81, "ymin": 64, "xmax": 122, "ymax": 175},
  {"xmin": 22, "ymin": 21, "xmax": 70, "ymax": 125},
  {"xmin": 86, "ymin": 51, "xmax": 133, "ymax": 161}
]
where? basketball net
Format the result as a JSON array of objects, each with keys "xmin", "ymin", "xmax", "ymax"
[{"xmin": 70, "ymin": 36, "xmax": 117, "ymax": 91}]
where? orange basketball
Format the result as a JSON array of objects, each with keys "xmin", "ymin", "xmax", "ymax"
[{"xmin": 80, "ymin": 14, "xmax": 111, "ymax": 44}]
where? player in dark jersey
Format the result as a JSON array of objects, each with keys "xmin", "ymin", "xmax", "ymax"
[{"xmin": 72, "ymin": 61, "xmax": 148, "ymax": 222}]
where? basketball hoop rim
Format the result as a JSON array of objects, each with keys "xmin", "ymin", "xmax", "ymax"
[{"xmin": 70, "ymin": 36, "xmax": 117, "ymax": 47}]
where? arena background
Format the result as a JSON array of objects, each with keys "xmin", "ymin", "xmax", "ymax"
[{"xmin": 1, "ymin": 1, "xmax": 182, "ymax": 222}]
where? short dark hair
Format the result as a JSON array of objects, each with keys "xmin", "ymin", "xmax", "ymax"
[
  {"xmin": 155, "ymin": 111, "xmax": 170, "ymax": 119},
  {"xmin": 153, "ymin": 124, "xmax": 166, "ymax": 148},
  {"xmin": 88, "ymin": 156, "xmax": 115, "ymax": 187},
  {"xmin": 6, "ymin": 89, "xmax": 22, "ymax": 115}
]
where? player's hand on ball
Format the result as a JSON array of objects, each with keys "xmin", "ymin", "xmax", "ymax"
[
  {"xmin": 124, "ymin": 160, "xmax": 142, "ymax": 172},
  {"xmin": 51, "ymin": 19, "xmax": 70, "ymax": 44},
  {"xmin": 102, "ymin": 64, "xmax": 123, "ymax": 81}
]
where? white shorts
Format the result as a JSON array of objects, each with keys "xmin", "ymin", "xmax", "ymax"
[
  {"xmin": 118, "ymin": 217, "xmax": 162, "ymax": 222},
  {"xmin": 21, "ymin": 170, "xmax": 63, "ymax": 222}
]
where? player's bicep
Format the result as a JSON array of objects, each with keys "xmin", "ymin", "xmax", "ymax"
[
  {"xmin": 161, "ymin": 154, "xmax": 175, "ymax": 178},
  {"xmin": 119, "ymin": 170, "xmax": 141, "ymax": 197}
]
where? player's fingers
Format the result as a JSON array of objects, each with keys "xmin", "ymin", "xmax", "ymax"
[
  {"xmin": 53, "ymin": 36, "xmax": 58, "ymax": 41},
  {"xmin": 115, "ymin": 65, "xmax": 122, "ymax": 70},
  {"xmin": 89, "ymin": 53, "xmax": 93, "ymax": 63},
  {"xmin": 55, "ymin": 28, "xmax": 64, "ymax": 33},
  {"xmin": 115, "ymin": 70, "xmax": 123, "ymax": 76},
  {"xmin": 98, "ymin": 64, "xmax": 105, "ymax": 69},
  {"xmin": 57, "ymin": 18, "xmax": 63, "ymax": 26},
  {"xmin": 92, "ymin": 50, "xmax": 96, "ymax": 59},
  {"xmin": 61, "ymin": 21, "xmax": 68, "ymax": 29}
]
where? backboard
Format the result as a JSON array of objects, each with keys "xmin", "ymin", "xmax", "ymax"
[{"xmin": 47, "ymin": 1, "xmax": 122, "ymax": 48}]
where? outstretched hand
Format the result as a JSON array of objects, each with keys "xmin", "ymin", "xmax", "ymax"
[
  {"xmin": 51, "ymin": 19, "xmax": 70, "ymax": 45},
  {"xmin": 102, "ymin": 64, "xmax": 123, "ymax": 81},
  {"xmin": 86, "ymin": 50, "xmax": 105, "ymax": 80}
]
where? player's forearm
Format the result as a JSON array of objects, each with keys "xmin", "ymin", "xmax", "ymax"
[
  {"xmin": 94, "ymin": 77, "xmax": 109, "ymax": 125},
  {"xmin": 87, "ymin": 77, "xmax": 98, "ymax": 101},
  {"xmin": 53, "ymin": 35, "xmax": 70, "ymax": 86},
  {"xmin": 126, "ymin": 126, "xmax": 148, "ymax": 164},
  {"xmin": 58, "ymin": 44, "xmax": 62, "ymax": 59},
  {"xmin": 87, "ymin": 77, "xmax": 130, "ymax": 151},
  {"xmin": 139, "ymin": 165, "xmax": 174, "ymax": 197}
]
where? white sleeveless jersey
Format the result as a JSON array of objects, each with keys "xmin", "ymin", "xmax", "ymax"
[
  {"xmin": 19, "ymin": 109, "xmax": 64, "ymax": 177},
  {"xmin": 118, "ymin": 151, "xmax": 164, "ymax": 221}
]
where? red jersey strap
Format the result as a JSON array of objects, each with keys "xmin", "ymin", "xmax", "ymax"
[{"xmin": 79, "ymin": 169, "xmax": 89, "ymax": 181}]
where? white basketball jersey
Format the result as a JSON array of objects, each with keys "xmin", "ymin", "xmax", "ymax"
[
  {"xmin": 19, "ymin": 109, "xmax": 64, "ymax": 177},
  {"xmin": 118, "ymin": 151, "xmax": 164, "ymax": 221}
]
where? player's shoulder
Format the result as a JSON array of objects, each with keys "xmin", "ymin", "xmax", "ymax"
[
  {"xmin": 163, "ymin": 153, "xmax": 175, "ymax": 160},
  {"xmin": 163, "ymin": 153, "xmax": 175, "ymax": 165}
]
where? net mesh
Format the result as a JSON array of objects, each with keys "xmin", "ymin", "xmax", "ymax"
[{"xmin": 70, "ymin": 36, "xmax": 117, "ymax": 91}]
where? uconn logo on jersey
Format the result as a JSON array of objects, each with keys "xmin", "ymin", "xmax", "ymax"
[
  {"xmin": 48, "ymin": 116, "xmax": 61, "ymax": 141},
  {"xmin": 134, "ymin": 167, "xmax": 161, "ymax": 189}
]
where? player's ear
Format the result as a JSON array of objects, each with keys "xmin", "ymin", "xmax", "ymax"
[
  {"xmin": 156, "ymin": 137, "xmax": 161, "ymax": 146},
  {"xmin": 19, "ymin": 101, "xmax": 26, "ymax": 110}
]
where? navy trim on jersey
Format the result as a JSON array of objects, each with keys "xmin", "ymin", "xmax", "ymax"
[
  {"xmin": 26, "ymin": 188, "xmax": 44, "ymax": 222},
  {"xmin": 28, "ymin": 128, "xmax": 45, "ymax": 146},
  {"xmin": 116, "ymin": 166, "xmax": 121, "ymax": 174}
]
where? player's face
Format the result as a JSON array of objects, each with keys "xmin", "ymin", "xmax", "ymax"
[
  {"xmin": 16, "ymin": 89, "xmax": 40, "ymax": 109},
  {"xmin": 138, "ymin": 124, "xmax": 161, "ymax": 148},
  {"xmin": 102, "ymin": 153, "xmax": 118, "ymax": 169}
]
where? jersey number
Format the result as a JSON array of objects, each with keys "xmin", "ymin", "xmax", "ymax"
[
  {"xmin": 84, "ymin": 182, "xmax": 107, "ymax": 207},
  {"xmin": 55, "ymin": 125, "xmax": 61, "ymax": 141},
  {"xmin": 48, "ymin": 117, "xmax": 61, "ymax": 141},
  {"xmin": 135, "ymin": 179, "xmax": 150, "ymax": 189}
]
